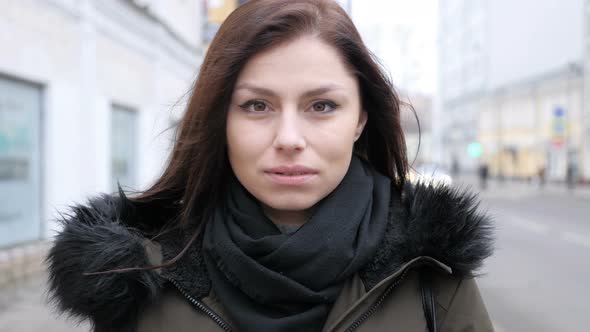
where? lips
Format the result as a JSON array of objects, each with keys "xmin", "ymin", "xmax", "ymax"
[
  {"xmin": 265, "ymin": 165, "xmax": 319, "ymax": 175},
  {"xmin": 264, "ymin": 165, "xmax": 318, "ymax": 186}
]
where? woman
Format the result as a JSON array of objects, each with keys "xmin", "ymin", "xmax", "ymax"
[{"xmin": 47, "ymin": 0, "xmax": 494, "ymax": 331}]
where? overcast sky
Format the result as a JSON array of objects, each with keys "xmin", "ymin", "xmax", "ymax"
[{"xmin": 350, "ymin": 0, "xmax": 438, "ymax": 96}]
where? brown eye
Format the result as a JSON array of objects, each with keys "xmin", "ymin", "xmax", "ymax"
[
  {"xmin": 313, "ymin": 103, "xmax": 326, "ymax": 112},
  {"xmin": 239, "ymin": 100, "xmax": 270, "ymax": 113},
  {"xmin": 310, "ymin": 101, "xmax": 338, "ymax": 113},
  {"xmin": 253, "ymin": 101, "xmax": 266, "ymax": 112}
]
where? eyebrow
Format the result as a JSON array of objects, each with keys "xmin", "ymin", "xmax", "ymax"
[{"xmin": 234, "ymin": 83, "xmax": 345, "ymax": 98}]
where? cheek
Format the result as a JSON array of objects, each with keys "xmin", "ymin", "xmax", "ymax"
[
  {"xmin": 310, "ymin": 116, "xmax": 359, "ymax": 158},
  {"xmin": 308, "ymin": 116, "xmax": 358, "ymax": 192},
  {"xmin": 226, "ymin": 113, "xmax": 276, "ymax": 185},
  {"xmin": 227, "ymin": 115, "xmax": 265, "ymax": 158},
  {"xmin": 227, "ymin": 115, "xmax": 252, "ymax": 176}
]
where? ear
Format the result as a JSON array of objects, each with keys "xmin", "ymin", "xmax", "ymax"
[{"xmin": 354, "ymin": 110, "xmax": 368, "ymax": 141}]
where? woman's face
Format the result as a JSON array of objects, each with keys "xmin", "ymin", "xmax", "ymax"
[{"xmin": 226, "ymin": 35, "xmax": 367, "ymax": 224}]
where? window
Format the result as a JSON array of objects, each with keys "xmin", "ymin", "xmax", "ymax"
[
  {"xmin": 111, "ymin": 104, "xmax": 138, "ymax": 193},
  {"xmin": 0, "ymin": 76, "xmax": 42, "ymax": 247}
]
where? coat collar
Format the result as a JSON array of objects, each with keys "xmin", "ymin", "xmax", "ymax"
[
  {"xmin": 46, "ymin": 181, "xmax": 494, "ymax": 329},
  {"xmin": 360, "ymin": 181, "xmax": 494, "ymax": 289}
]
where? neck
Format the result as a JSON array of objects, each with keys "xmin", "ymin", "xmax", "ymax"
[{"xmin": 261, "ymin": 204, "xmax": 315, "ymax": 227}]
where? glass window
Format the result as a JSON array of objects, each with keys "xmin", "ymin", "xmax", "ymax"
[
  {"xmin": 111, "ymin": 104, "xmax": 138, "ymax": 193},
  {"xmin": 0, "ymin": 76, "xmax": 42, "ymax": 247}
]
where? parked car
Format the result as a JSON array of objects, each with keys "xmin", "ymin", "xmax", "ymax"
[{"xmin": 409, "ymin": 163, "xmax": 453, "ymax": 186}]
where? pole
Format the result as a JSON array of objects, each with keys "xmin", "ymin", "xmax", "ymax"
[
  {"xmin": 578, "ymin": 65, "xmax": 590, "ymax": 181},
  {"xmin": 496, "ymin": 90, "xmax": 504, "ymax": 182},
  {"xmin": 578, "ymin": 66, "xmax": 588, "ymax": 184}
]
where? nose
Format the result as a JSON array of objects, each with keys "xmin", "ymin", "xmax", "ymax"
[{"xmin": 272, "ymin": 110, "xmax": 306, "ymax": 152}]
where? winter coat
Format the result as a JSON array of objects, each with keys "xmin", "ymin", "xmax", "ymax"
[{"xmin": 46, "ymin": 182, "xmax": 495, "ymax": 332}]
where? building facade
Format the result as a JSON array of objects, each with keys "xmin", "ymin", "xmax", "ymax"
[
  {"xmin": 204, "ymin": 0, "xmax": 239, "ymax": 43},
  {"xmin": 0, "ymin": 0, "xmax": 203, "ymax": 282},
  {"xmin": 438, "ymin": 0, "xmax": 488, "ymax": 172},
  {"xmin": 438, "ymin": 0, "xmax": 585, "ymax": 179},
  {"xmin": 478, "ymin": 66, "xmax": 584, "ymax": 180}
]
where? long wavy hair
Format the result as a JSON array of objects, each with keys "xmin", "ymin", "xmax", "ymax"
[{"xmin": 131, "ymin": 0, "xmax": 408, "ymax": 234}]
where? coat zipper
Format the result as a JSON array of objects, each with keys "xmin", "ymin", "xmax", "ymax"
[
  {"xmin": 342, "ymin": 269, "xmax": 410, "ymax": 332},
  {"xmin": 166, "ymin": 265, "xmax": 413, "ymax": 332},
  {"xmin": 165, "ymin": 277, "xmax": 233, "ymax": 332}
]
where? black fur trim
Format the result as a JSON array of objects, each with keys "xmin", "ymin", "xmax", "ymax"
[
  {"xmin": 46, "ymin": 181, "xmax": 494, "ymax": 328},
  {"xmin": 360, "ymin": 181, "xmax": 495, "ymax": 289},
  {"xmin": 46, "ymin": 192, "xmax": 163, "ymax": 332}
]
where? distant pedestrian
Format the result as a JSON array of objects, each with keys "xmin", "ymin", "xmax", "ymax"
[
  {"xmin": 567, "ymin": 163, "xmax": 576, "ymax": 190},
  {"xmin": 538, "ymin": 166, "xmax": 546, "ymax": 188},
  {"xmin": 451, "ymin": 157, "xmax": 460, "ymax": 177},
  {"xmin": 479, "ymin": 163, "xmax": 489, "ymax": 190}
]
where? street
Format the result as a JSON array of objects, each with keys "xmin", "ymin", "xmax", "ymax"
[
  {"xmin": 470, "ymin": 179, "xmax": 590, "ymax": 332},
  {"xmin": 1, "ymin": 180, "xmax": 589, "ymax": 331},
  {"xmin": 0, "ymin": 275, "xmax": 86, "ymax": 332}
]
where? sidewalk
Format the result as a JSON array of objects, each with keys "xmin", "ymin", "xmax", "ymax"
[
  {"xmin": 453, "ymin": 175, "xmax": 590, "ymax": 200},
  {"xmin": 0, "ymin": 273, "xmax": 88, "ymax": 332}
]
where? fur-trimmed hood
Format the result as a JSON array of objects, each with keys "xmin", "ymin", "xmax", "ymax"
[{"xmin": 46, "ymin": 181, "xmax": 494, "ymax": 330}]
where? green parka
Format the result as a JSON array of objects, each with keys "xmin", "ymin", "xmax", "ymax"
[{"xmin": 47, "ymin": 182, "xmax": 494, "ymax": 331}]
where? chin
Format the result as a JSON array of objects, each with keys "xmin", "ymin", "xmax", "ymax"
[{"xmin": 262, "ymin": 195, "xmax": 320, "ymax": 212}]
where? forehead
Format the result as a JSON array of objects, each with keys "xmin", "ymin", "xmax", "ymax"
[{"xmin": 235, "ymin": 36, "xmax": 357, "ymax": 90}]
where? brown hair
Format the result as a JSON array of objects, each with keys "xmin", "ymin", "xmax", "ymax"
[
  {"xmin": 138, "ymin": 0, "xmax": 406, "ymax": 219},
  {"xmin": 89, "ymin": 0, "xmax": 408, "ymax": 274},
  {"xmin": 85, "ymin": 0, "xmax": 408, "ymax": 275}
]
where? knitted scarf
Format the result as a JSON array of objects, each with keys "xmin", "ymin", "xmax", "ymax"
[{"xmin": 202, "ymin": 156, "xmax": 391, "ymax": 331}]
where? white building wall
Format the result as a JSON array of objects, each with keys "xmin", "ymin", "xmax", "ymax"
[
  {"xmin": 438, "ymin": 0, "xmax": 487, "ymax": 171},
  {"xmin": 0, "ymin": 0, "xmax": 201, "ymax": 246},
  {"xmin": 144, "ymin": 0, "xmax": 204, "ymax": 47}
]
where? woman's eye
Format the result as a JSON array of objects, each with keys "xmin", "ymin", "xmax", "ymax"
[
  {"xmin": 239, "ymin": 100, "xmax": 269, "ymax": 113},
  {"xmin": 311, "ymin": 101, "xmax": 338, "ymax": 113}
]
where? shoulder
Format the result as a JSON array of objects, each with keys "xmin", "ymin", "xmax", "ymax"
[
  {"xmin": 46, "ymin": 192, "xmax": 166, "ymax": 331},
  {"xmin": 361, "ymin": 180, "xmax": 495, "ymax": 290},
  {"xmin": 395, "ymin": 180, "xmax": 494, "ymax": 277},
  {"xmin": 399, "ymin": 265, "xmax": 493, "ymax": 331},
  {"xmin": 432, "ymin": 273, "xmax": 494, "ymax": 331}
]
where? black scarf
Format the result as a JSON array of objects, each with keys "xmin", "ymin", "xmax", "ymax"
[{"xmin": 202, "ymin": 156, "xmax": 391, "ymax": 332}]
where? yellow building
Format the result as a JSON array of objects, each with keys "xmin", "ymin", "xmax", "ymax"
[
  {"xmin": 208, "ymin": 0, "xmax": 239, "ymax": 23},
  {"xmin": 204, "ymin": 0, "xmax": 241, "ymax": 43},
  {"xmin": 477, "ymin": 65, "xmax": 584, "ymax": 180}
]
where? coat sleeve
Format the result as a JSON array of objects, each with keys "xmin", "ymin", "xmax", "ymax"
[
  {"xmin": 45, "ymin": 194, "xmax": 164, "ymax": 331},
  {"xmin": 439, "ymin": 277, "xmax": 494, "ymax": 332}
]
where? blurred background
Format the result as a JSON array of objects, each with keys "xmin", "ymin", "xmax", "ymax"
[{"xmin": 0, "ymin": 0, "xmax": 588, "ymax": 331}]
